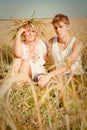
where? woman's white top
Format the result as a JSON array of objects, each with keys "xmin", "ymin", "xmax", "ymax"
[
  {"xmin": 21, "ymin": 39, "xmax": 47, "ymax": 78},
  {"xmin": 52, "ymin": 37, "xmax": 83, "ymax": 75}
]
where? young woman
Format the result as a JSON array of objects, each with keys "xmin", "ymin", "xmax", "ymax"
[
  {"xmin": 12, "ymin": 21, "xmax": 47, "ymax": 81},
  {"xmin": 38, "ymin": 13, "xmax": 84, "ymax": 87}
]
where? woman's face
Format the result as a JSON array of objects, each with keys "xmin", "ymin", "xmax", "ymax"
[
  {"xmin": 53, "ymin": 21, "xmax": 70, "ymax": 39},
  {"xmin": 24, "ymin": 25, "xmax": 37, "ymax": 42}
]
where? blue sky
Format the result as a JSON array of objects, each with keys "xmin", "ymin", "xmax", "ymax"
[{"xmin": 0, "ymin": 0, "xmax": 87, "ymax": 19}]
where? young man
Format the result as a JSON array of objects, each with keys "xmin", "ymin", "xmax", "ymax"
[{"xmin": 38, "ymin": 13, "xmax": 84, "ymax": 87}]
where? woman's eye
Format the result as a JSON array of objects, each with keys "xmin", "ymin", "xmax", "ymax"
[{"xmin": 27, "ymin": 30, "xmax": 36, "ymax": 33}]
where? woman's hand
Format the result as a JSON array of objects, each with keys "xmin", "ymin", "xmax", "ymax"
[{"xmin": 17, "ymin": 27, "xmax": 26, "ymax": 36}]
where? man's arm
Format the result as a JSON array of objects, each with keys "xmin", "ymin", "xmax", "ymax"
[
  {"xmin": 65, "ymin": 39, "xmax": 83, "ymax": 68},
  {"xmin": 47, "ymin": 39, "xmax": 83, "ymax": 78},
  {"xmin": 38, "ymin": 39, "xmax": 83, "ymax": 87}
]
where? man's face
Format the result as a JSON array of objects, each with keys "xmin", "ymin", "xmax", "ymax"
[{"xmin": 53, "ymin": 21, "xmax": 70, "ymax": 38}]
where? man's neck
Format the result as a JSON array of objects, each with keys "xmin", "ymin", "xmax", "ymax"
[{"xmin": 58, "ymin": 34, "xmax": 71, "ymax": 45}]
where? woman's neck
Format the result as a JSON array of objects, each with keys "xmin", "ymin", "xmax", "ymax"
[
  {"xmin": 25, "ymin": 40, "xmax": 34, "ymax": 45},
  {"xmin": 25, "ymin": 39, "xmax": 38, "ymax": 47}
]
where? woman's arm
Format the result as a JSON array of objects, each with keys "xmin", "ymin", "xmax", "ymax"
[{"xmin": 14, "ymin": 27, "xmax": 25, "ymax": 58}]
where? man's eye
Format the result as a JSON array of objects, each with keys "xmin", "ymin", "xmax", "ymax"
[
  {"xmin": 32, "ymin": 30, "xmax": 36, "ymax": 33},
  {"xmin": 59, "ymin": 26, "xmax": 62, "ymax": 28},
  {"xmin": 54, "ymin": 27, "xmax": 57, "ymax": 30}
]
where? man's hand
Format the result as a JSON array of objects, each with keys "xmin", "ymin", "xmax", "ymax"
[{"xmin": 38, "ymin": 74, "xmax": 51, "ymax": 87}]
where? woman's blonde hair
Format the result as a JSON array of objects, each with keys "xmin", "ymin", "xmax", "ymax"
[
  {"xmin": 25, "ymin": 21, "xmax": 37, "ymax": 30},
  {"xmin": 22, "ymin": 21, "xmax": 38, "ymax": 39}
]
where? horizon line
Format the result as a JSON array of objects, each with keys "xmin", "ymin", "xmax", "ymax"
[{"xmin": 0, "ymin": 17, "xmax": 87, "ymax": 21}]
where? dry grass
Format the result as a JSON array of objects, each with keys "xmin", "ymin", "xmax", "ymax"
[{"xmin": 0, "ymin": 18, "xmax": 87, "ymax": 130}]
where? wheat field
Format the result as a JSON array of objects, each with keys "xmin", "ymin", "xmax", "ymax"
[{"xmin": 0, "ymin": 18, "xmax": 87, "ymax": 130}]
